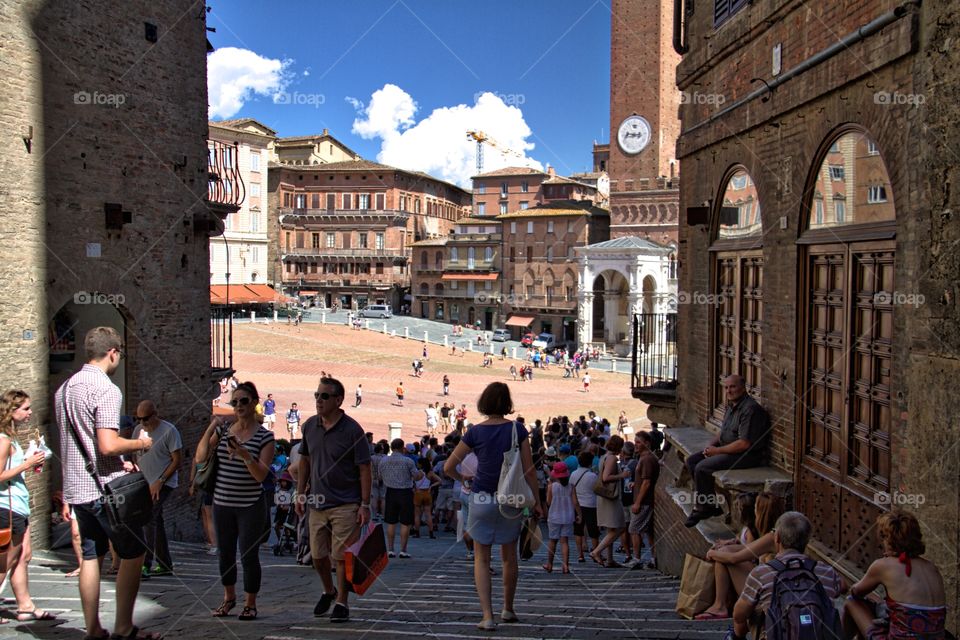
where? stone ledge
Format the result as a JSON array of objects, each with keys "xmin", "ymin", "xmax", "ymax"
[{"xmin": 665, "ymin": 485, "xmax": 736, "ymax": 545}]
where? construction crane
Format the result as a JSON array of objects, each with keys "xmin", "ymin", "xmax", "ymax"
[{"xmin": 466, "ymin": 130, "xmax": 524, "ymax": 175}]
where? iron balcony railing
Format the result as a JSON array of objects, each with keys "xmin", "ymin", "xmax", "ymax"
[
  {"xmin": 211, "ymin": 305, "xmax": 233, "ymax": 376},
  {"xmin": 207, "ymin": 140, "xmax": 245, "ymax": 210},
  {"xmin": 631, "ymin": 312, "xmax": 678, "ymax": 389}
]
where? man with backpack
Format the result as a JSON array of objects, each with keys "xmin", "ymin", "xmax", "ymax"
[{"xmin": 727, "ymin": 511, "xmax": 847, "ymax": 640}]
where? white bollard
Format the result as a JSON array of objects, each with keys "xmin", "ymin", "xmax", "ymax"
[
  {"xmin": 612, "ymin": 359, "xmax": 617, "ymax": 373},
  {"xmin": 489, "ymin": 343, "xmax": 495, "ymax": 355},
  {"xmin": 391, "ymin": 330, "xmax": 396, "ymax": 337},
  {"xmin": 365, "ymin": 320, "xmax": 370, "ymax": 330},
  {"xmin": 382, "ymin": 322, "xmax": 388, "ymax": 334},
  {"xmin": 404, "ymin": 327, "xmax": 409, "ymax": 339},
  {"xmin": 321, "ymin": 313, "xmax": 326, "ymax": 324},
  {"xmin": 443, "ymin": 335, "xmax": 448, "ymax": 347},
  {"xmin": 250, "ymin": 311, "xmax": 256, "ymax": 322},
  {"xmin": 512, "ymin": 347, "xmax": 517, "ymax": 359},
  {"xmin": 273, "ymin": 310, "xmax": 278, "ymax": 322},
  {"xmin": 423, "ymin": 331, "xmax": 429, "ymax": 344},
  {"xmin": 467, "ymin": 341, "xmax": 473, "ymax": 352},
  {"xmin": 389, "ymin": 422, "xmax": 402, "ymax": 441}
]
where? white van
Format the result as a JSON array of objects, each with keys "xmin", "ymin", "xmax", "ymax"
[
  {"xmin": 359, "ymin": 304, "xmax": 393, "ymax": 318},
  {"xmin": 492, "ymin": 329, "xmax": 511, "ymax": 342}
]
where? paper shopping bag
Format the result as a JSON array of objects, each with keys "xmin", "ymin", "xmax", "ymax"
[
  {"xmin": 345, "ymin": 523, "xmax": 388, "ymax": 596},
  {"xmin": 675, "ymin": 553, "xmax": 716, "ymax": 619}
]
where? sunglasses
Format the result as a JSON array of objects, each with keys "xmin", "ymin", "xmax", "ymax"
[
  {"xmin": 314, "ymin": 391, "xmax": 340, "ymax": 401},
  {"xmin": 113, "ymin": 347, "xmax": 125, "ymax": 360},
  {"xmin": 228, "ymin": 397, "xmax": 252, "ymax": 408},
  {"xmin": 135, "ymin": 414, "xmax": 155, "ymax": 422}
]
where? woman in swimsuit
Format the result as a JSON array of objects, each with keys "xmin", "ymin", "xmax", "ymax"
[{"xmin": 843, "ymin": 511, "xmax": 946, "ymax": 640}]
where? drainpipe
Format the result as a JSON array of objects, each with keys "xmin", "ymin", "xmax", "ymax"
[
  {"xmin": 682, "ymin": 0, "xmax": 921, "ymax": 135},
  {"xmin": 673, "ymin": 0, "xmax": 689, "ymax": 55}
]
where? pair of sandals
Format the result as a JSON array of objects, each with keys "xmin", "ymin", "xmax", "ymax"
[
  {"xmin": 477, "ymin": 610, "xmax": 519, "ymax": 631},
  {"xmin": 212, "ymin": 599, "xmax": 257, "ymax": 620},
  {"xmin": 541, "ymin": 564, "xmax": 571, "ymax": 574},
  {"xmin": 588, "ymin": 551, "xmax": 622, "ymax": 568}
]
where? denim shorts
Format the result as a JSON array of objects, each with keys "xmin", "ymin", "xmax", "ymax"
[
  {"xmin": 547, "ymin": 522, "xmax": 574, "ymax": 540},
  {"xmin": 466, "ymin": 492, "xmax": 524, "ymax": 546}
]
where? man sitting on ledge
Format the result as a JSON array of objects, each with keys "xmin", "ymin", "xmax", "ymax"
[{"xmin": 684, "ymin": 374, "xmax": 770, "ymax": 528}]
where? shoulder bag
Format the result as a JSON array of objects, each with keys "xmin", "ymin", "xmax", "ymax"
[
  {"xmin": 60, "ymin": 388, "xmax": 152, "ymax": 530},
  {"xmin": 0, "ymin": 443, "xmax": 14, "ymax": 553},
  {"xmin": 193, "ymin": 423, "xmax": 225, "ymax": 494},
  {"xmin": 592, "ymin": 454, "xmax": 619, "ymax": 500},
  {"xmin": 495, "ymin": 421, "xmax": 535, "ymax": 510}
]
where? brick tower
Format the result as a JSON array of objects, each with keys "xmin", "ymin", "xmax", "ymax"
[{"xmin": 607, "ymin": 0, "xmax": 681, "ymax": 244}]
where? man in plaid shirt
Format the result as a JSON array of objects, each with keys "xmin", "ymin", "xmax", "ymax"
[{"xmin": 56, "ymin": 327, "xmax": 160, "ymax": 640}]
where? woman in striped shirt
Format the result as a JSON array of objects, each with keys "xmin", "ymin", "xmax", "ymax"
[{"xmin": 196, "ymin": 381, "xmax": 275, "ymax": 621}]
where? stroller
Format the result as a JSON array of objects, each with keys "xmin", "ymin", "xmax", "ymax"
[{"xmin": 272, "ymin": 471, "xmax": 299, "ymax": 557}]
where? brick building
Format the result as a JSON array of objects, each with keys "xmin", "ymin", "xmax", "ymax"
[
  {"xmin": 209, "ymin": 119, "xmax": 276, "ymax": 286},
  {"xmin": 410, "ymin": 217, "xmax": 502, "ymax": 327},
  {"xmin": 646, "ymin": 0, "xmax": 960, "ymax": 626},
  {"xmin": 1, "ymin": 1, "xmax": 223, "ymax": 546},
  {"xmin": 268, "ymin": 160, "xmax": 471, "ymax": 310},
  {"xmin": 498, "ymin": 201, "xmax": 610, "ymax": 343}
]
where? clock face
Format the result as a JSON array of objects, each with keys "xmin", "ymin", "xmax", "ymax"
[{"xmin": 617, "ymin": 115, "xmax": 651, "ymax": 155}]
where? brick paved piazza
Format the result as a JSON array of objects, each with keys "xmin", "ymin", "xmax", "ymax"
[{"xmin": 227, "ymin": 321, "xmax": 650, "ymax": 441}]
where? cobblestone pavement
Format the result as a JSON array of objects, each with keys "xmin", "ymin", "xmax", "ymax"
[
  {"xmin": 226, "ymin": 318, "xmax": 650, "ymax": 443},
  {"xmin": 14, "ymin": 529, "xmax": 728, "ymax": 639}
]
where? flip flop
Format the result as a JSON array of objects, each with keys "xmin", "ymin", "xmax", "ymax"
[
  {"xmin": 16, "ymin": 609, "xmax": 57, "ymax": 621},
  {"xmin": 541, "ymin": 563, "xmax": 553, "ymax": 573},
  {"xmin": 108, "ymin": 625, "xmax": 163, "ymax": 640},
  {"xmin": 694, "ymin": 610, "xmax": 730, "ymax": 621},
  {"xmin": 66, "ymin": 568, "xmax": 81, "ymax": 578}
]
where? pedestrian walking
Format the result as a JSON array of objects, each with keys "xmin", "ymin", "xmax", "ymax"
[
  {"xmin": 286, "ymin": 403, "xmax": 302, "ymax": 440},
  {"xmin": 396, "ymin": 382, "xmax": 405, "ymax": 407},
  {"xmin": 425, "ymin": 403, "xmax": 439, "ymax": 434},
  {"xmin": 355, "ymin": 384, "xmax": 362, "ymax": 408},
  {"xmin": 542, "ymin": 461, "xmax": 581, "ymax": 574},
  {"xmin": 132, "ymin": 400, "xmax": 183, "ymax": 577},
  {"xmin": 443, "ymin": 382, "xmax": 543, "ymax": 631},
  {"xmin": 509, "ymin": 364, "xmax": 517, "ymax": 380},
  {"xmin": 442, "ymin": 374, "xmax": 450, "ymax": 396},
  {"xmin": 55, "ymin": 327, "xmax": 159, "ymax": 640},
  {"xmin": 263, "ymin": 394, "xmax": 277, "ymax": 432},
  {"xmin": 0, "ymin": 390, "xmax": 55, "ymax": 622},
  {"xmin": 422, "ymin": 345, "xmax": 428, "ymax": 360},
  {"xmin": 295, "ymin": 377, "xmax": 372, "ymax": 623},
  {"xmin": 379, "ymin": 438, "xmax": 419, "ymax": 558},
  {"xmin": 196, "ymin": 381, "xmax": 275, "ymax": 620},
  {"xmin": 589, "ymin": 436, "xmax": 630, "ymax": 568},
  {"xmin": 582, "ymin": 373, "xmax": 591, "ymax": 392}
]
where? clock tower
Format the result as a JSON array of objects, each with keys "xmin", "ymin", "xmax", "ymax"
[{"xmin": 608, "ymin": 0, "xmax": 681, "ymax": 242}]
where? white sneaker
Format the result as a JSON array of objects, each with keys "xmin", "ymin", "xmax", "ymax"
[
  {"xmin": 388, "ymin": 551, "xmax": 396, "ymax": 558},
  {"xmin": 206, "ymin": 546, "xmax": 218, "ymax": 556},
  {"xmin": 398, "ymin": 551, "xmax": 411, "ymax": 559},
  {"xmin": 466, "ymin": 551, "xmax": 474, "ymax": 561}
]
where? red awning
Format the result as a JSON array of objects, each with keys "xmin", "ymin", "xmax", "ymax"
[
  {"xmin": 440, "ymin": 273, "xmax": 499, "ymax": 281},
  {"xmin": 210, "ymin": 284, "xmax": 281, "ymax": 304},
  {"xmin": 505, "ymin": 314, "xmax": 535, "ymax": 327}
]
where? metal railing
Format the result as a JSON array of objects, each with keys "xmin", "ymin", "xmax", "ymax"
[
  {"xmin": 631, "ymin": 312, "xmax": 678, "ymax": 389},
  {"xmin": 207, "ymin": 140, "xmax": 245, "ymax": 210},
  {"xmin": 211, "ymin": 305, "xmax": 233, "ymax": 374},
  {"xmin": 282, "ymin": 248, "xmax": 406, "ymax": 258}
]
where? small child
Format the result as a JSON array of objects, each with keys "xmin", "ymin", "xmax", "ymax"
[
  {"xmin": 273, "ymin": 472, "xmax": 295, "ymax": 541},
  {"xmin": 543, "ymin": 461, "xmax": 581, "ymax": 574}
]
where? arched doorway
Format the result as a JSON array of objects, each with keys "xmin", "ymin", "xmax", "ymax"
[
  {"xmin": 797, "ymin": 128, "xmax": 895, "ymax": 570},
  {"xmin": 591, "ymin": 274, "xmax": 605, "ymax": 341}
]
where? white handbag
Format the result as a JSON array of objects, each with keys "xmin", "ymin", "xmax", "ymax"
[{"xmin": 495, "ymin": 422, "xmax": 536, "ymax": 510}]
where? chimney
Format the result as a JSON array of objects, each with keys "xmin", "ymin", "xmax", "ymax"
[
  {"xmin": 547, "ymin": 165, "xmax": 556, "ymax": 177},
  {"xmin": 322, "ymin": 128, "xmax": 329, "ymax": 136}
]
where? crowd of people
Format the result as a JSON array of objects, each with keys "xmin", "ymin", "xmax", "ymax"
[{"xmin": 7, "ymin": 325, "xmax": 943, "ymax": 640}]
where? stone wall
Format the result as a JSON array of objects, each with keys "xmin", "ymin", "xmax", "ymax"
[{"xmin": 0, "ymin": 0, "xmax": 216, "ymax": 546}]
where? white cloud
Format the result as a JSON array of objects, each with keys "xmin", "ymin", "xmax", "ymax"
[
  {"xmin": 207, "ymin": 47, "xmax": 292, "ymax": 118},
  {"xmin": 350, "ymin": 85, "xmax": 541, "ymax": 186},
  {"xmin": 344, "ymin": 96, "xmax": 364, "ymax": 111}
]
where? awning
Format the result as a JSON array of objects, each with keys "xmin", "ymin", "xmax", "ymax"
[
  {"xmin": 440, "ymin": 273, "xmax": 499, "ymax": 281},
  {"xmin": 505, "ymin": 314, "xmax": 535, "ymax": 328},
  {"xmin": 299, "ymin": 290, "xmax": 318, "ymax": 296},
  {"xmin": 210, "ymin": 284, "xmax": 282, "ymax": 304}
]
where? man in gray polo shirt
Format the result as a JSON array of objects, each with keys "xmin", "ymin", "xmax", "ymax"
[
  {"xmin": 295, "ymin": 377, "xmax": 371, "ymax": 623},
  {"xmin": 684, "ymin": 374, "xmax": 771, "ymax": 527}
]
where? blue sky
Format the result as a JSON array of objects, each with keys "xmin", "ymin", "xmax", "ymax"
[{"xmin": 207, "ymin": 0, "xmax": 610, "ymax": 185}]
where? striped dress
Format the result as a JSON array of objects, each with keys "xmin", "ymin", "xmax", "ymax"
[{"xmin": 213, "ymin": 426, "xmax": 275, "ymax": 508}]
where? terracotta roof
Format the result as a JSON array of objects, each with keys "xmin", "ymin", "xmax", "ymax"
[
  {"xmin": 411, "ymin": 237, "xmax": 449, "ymax": 247},
  {"xmin": 472, "ymin": 166, "xmax": 546, "ymax": 179},
  {"xmin": 210, "ymin": 118, "xmax": 278, "ymax": 136},
  {"xmin": 570, "ymin": 172, "xmax": 605, "ymax": 179},
  {"xmin": 495, "ymin": 201, "xmax": 609, "ymax": 219},
  {"xmin": 456, "ymin": 215, "xmax": 502, "ymax": 225}
]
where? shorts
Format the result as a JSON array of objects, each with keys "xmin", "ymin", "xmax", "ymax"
[
  {"xmin": 547, "ymin": 522, "xmax": 574, "ymax": 540},
  {"xmin": 384, "ymin": 488, "xmax": 414, "ymax": 526},
  {"xmin": 574, "ymin": 506, "xmax": 600, "ymax": 538},
  {"xmin": 413, "ymin": 489, "xmax": 433, "ymax": 508},
  {"xmin": 435, "ymin": 487, "xmax": 455, "ymax": 510},
  {"xmin": 466, "ymin": 492, "xmax": 523, "ymax": 546},
  {"xmin": 308, "ymin": 504, "xmax": 360, "ymax": 562},
  {"xmin": 628, "ymin": 504, "xmax": 654, "ymax": 535},
  {"xmin": 0, "ymin": 508, "xmax": 28, "ymax": 536},
  {"xmin": 264, "ymin": 414, "xmax": 276, "ymax": 424},
  {"xmin": 72, "ymin": 499, "xmax": 146, "ymax": 561}
]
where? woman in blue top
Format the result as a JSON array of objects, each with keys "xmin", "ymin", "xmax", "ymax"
[
  {"xmin": 0, "ymin": 390, "xmax": 55, "ymax": 621},
  {"xmin": 444, "ymin": 382, "xmax": 543, "ymax": 631}
]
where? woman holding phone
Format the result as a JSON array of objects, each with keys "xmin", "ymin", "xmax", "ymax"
[{"xmin": 195, "ymin": 381, "xmax": 275, "ymax": 621}]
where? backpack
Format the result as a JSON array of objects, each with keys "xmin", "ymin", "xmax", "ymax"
[{"xmin": 764, "ymin": 557, "xmax": 843, "ymax": 640}]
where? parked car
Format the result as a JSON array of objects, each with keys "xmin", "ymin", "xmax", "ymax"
[
  {"xmin": 359, "ymin": 304, "xmax": 393, "ymax": 318},
  {"xmin": 520, "ymin": 332, "xmax": 535, "ymax": 347},
  {"xmin": 532, "ymin": 332, "xmax": 562, "ymax": 351},
  {"xmin": 492, "ymin": 329, "xmax": 511, "ymax": 342}
]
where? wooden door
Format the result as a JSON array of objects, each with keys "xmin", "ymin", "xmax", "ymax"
[{"xmin": 799, "ymin": 241, "xmax": 894, "ymax": 569}]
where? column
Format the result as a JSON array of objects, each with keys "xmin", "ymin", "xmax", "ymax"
[{"xmin": 577, "ymin": 292, "xmax": 594, "ymax": 347}]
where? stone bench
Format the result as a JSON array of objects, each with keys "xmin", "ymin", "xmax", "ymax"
[{"xmin": 662, "ymin": 425, "xmax": 794, "ymax": 523}]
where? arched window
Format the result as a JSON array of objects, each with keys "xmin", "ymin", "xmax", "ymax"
[
  {"xmin": 419, "ymin": 282, "xmax": 429, "ymax": 295},
  {"xmin": 419, "ymin": 252, "xmax": 428, "ymax": 269},
  {"xmin": 709, "ymin": 167, "xmax": 764, "ymax": 422},
  {"xmin": 435, "ymin": 251, "xmax": 443, "ymax": 270},
  {"xmin": 796, "ymin": 129, "xmax": 895, "ymax": 568}
]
